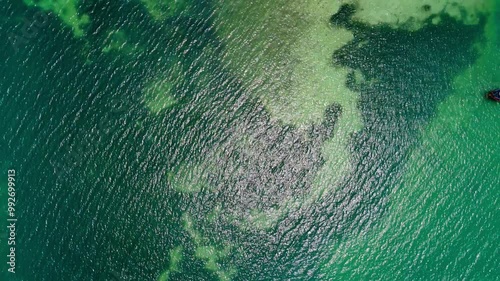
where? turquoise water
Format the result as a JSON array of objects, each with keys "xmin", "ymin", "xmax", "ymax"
[{"xmin": 0, "ymin": 1, "xmax": 498, "ymax": 280}]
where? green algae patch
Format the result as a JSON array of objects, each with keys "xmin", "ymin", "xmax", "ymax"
[
  {"xmin": 141, "ymin": 0, "xmax": 190, "ymax": 21},
  {"xmin": 142, "ymin": 76, "xmax": 178, "ymax": 114},
  {"xmin": 23, "ymin": 0, "xmax": 89, "ymax": 37},
  {"xmin": 168, "ymin": 246, "xmax": 183, "ymax": 272},
  {"xmin": 157, "ymin": 246, "xmax": 183, "ymax": 281},
  {"xmin": 194, "ymin": 243, "xmax": 236, "ymax": 280},
  {"xmin": 182, "ymin": 214, "xmax": 237, "ymax": 281},
  {"xmin": 157, "ymin": 270, "xmax": 170, "ymax": 281},
  {"xmin": 102, "ymin": 30, "xmax": 139, "ymax": 55},
  {"xmin": 182, "ymin": 214, "xmax": 202, "ymax": 244}
]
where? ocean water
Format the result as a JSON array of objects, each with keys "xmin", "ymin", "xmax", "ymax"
[{"xmin": 0, "ymin": 1, "xmax": 498, "ymax": 281}]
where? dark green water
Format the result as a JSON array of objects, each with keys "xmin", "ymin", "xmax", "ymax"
[{"xmin": 0, "ymin": 1, "xmax": 498, "ymax": 280}]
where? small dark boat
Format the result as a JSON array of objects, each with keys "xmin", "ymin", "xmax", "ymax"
[{"xmin": 486, "ymin": 89, "xmax": 500, "ymax": 102}]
